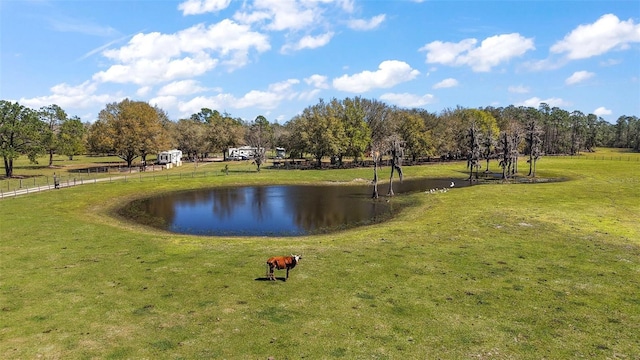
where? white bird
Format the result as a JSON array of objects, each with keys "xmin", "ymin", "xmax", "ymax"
[{"xmin": 450, "ymin": 182, "xmax": 455, "ymax": 188}]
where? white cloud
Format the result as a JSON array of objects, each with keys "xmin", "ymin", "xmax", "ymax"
[
  {"xmin": 600, "ymin": 58, "xmax": 622, "ymax": 67},
  {"xmin": 421, "ymin": 39, "xmax": 477, "ymax": 64},
  {"xmin": 157, "ymin": 80, "xmax": 208, "ymax": 96},
  {"xmin": 48, "ymin": 15, "xmax": 117, "ymax": 37},
  {"xmin": 338, "ymin": 0, "xmax": 355, "ymax": 13},
  {"xmin": 304, "ymin": 74, "xmax": 329, "ymax": 89},
  {"xmin": 508, "ymin": 85, "xmax": 530, "ymax": 94},
  {"xmin": 95, "ymin": 20, "xmax": 270, "ymax": 85},
  {"xmin": 420, "ymin": 33, "xmax": 535, "ymax": 72},
  {"xmin": 332, "ymin": 60, "xmax": 420, "ymax": 93},
  {"xmin": 433, "ymin": 78, "xmax": 458, "ymax": 89},
  {"xmin": 176, "ymin": 79, "xmax": 302, "ymax": 117},
  {"xmin": 518, "ymin": 96, "xmax": 570, "ymax": 108},
  {"xmin": 551, "ymin": 14, "xmax": 640, "ymax": 59},
  {"xmin": 298, "ymin": 88, "xmax": 322, "ymax": 101},
  {"xmin": 94, "ymin": 55, "xmax": 218, "ymax": 85},
  {"xmin": 137, "ymin": 86, "xmax": 152, "ymax": 97},
  {"xmin": 19, "ymin": 81, "xmax": 117, "ymax": 113},
  {"xmin": 178, "ymin": 94, "xmax": 233, "ymax": 116},
  {"xmin": 565, "ymin": 71, "xmax": 595, "ymax": 85},
  {"xmin": 521, "ymin": 57, "xmax": 566, "ymax": 72},
  {"xmin": 235, "ymin": 0, "xmax": 318, "ymax": 31},
  {"xmin": 593, "ymin": 106, "xmax": 612, "ymax": 117},
  {"xmin": 347, "ymin": 14, "xmax": 386, "ymax": 31},
  {"xmin": 268, "ymin": 79, "xmax": 300, "ymax": 93},
  {"xmin": 149, "ymin": 96, "xmax": 179, "ymax": 111},
  {"xmin": 282, "ymin": 32, "xmax": 334, "ymax": 52},
  {"xmin": 178, "ymin": 0, "xmax": 231, "ymax": 15},
  {"xmin": 235, "ymin": 90, "xmax": 285, "ymax": 109},
  {"xmin": 380, "ymin": 93, "xmax": 435, "ymax": 108}
]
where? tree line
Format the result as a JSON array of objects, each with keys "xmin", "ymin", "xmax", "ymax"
[{"xmin": 1, "ymin": 97, "xmax": 639, "ymax": 178}]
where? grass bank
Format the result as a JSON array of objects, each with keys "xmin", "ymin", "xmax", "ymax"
[{"xmin": 1, "ymin": 150, "xmax": 639, "ymax": 359}]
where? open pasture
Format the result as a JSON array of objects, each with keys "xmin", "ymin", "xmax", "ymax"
[{"xmin": 1, "ymin": 151, "xmax": 639, "ymax": 359}]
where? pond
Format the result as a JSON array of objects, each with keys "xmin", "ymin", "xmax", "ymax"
[{"xmin": 126, "ymin": 178, "xmax": 466, "ymax": 237}]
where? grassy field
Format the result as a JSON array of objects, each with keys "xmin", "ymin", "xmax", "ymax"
[{"xmin": 1, "ymin": 150, "xmax": 639, "ymax": 359}]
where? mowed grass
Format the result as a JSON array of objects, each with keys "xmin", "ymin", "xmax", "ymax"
[{"xmin": 1, "ymin": 151, "xmax": 639, "ymax": 359}]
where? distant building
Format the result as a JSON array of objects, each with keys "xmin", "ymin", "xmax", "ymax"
[
  {"xmin": 276, "ymin": 147, "xmax": 286, "ymax": 159},
  {"xmin": 157, "ymin": 149, "xmax": 183, "ymax": 167}
]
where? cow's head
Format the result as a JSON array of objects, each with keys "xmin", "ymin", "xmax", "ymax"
[{"xmin": 291, "ymin": 254, "xmax": 301, "ymax": 262}]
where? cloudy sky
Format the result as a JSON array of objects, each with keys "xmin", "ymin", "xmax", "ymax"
[{"xmin": 1, "ymin": 0, "xmax": 638, "ymax": 124}]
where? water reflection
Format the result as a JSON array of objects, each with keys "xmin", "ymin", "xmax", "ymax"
[{"xmin": 134, "ymin": 178, "xmax": 464, "ymax": 236}]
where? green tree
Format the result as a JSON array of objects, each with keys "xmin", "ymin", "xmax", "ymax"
[
  {"xmin": 192, "ymin": 109, "xmax": 244, "ymax": 159},
  {"xmin": 550, "ymin": 107, "xmax": 571, "ymax": 154},
  {"xmin": 397, "ymin": 110, "xmax": 431, "ymax": 162},
  {"xmin": 0, "ymin": 101, "xmax": 46, "ymax": 177},
  {"xmin": 340, "ymin": 97, "xmax": 370, "ymax": 163},
  {"xmin": 39, "ymin": 104, "xmax": 67, "ymax": 166},
  {"xmin": 299, "ymin": 99, "xmax": 346, "ymax": 167},
  {"xmin": 569, "ymin": 110, "xmax": 587, "ymax": 155},
  {"xmin": 174, "ymin": 118, "xmax": 208, "ymax": 160},
  {"xmin": 584, "ymin": 114, "xmax": 598, "ymax": 152},
  {"xmin": 57, "ymin": 116, "xmax": 86, "ymax": 160},
  {"xmin": 282, "ymin": 115, "xmax": 307, "ymax": 159},
  {"xmin": 629, "ymin": 116, "xmax": 640, "ymax": 152},
  {"xmin": 86, "ymin": 119, "xmax": 112, "ymax": 155},
  {"xmin": 94, "ymin": 99, "xmax": 167, "ymax": 167}
]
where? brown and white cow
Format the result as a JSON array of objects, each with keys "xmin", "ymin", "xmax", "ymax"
[{"xmin": 266, "ymin": 254, "xmax": 301, "ymax": 281}]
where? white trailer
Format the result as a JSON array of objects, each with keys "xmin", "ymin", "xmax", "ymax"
[{"xmin": 157, "ymin": 149, "xmax": 183, "ymax": 168}]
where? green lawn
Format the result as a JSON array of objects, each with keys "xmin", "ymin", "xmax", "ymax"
[{"xmin": 1, "ymin": 150, "xmax": 639, "ymax": 359}]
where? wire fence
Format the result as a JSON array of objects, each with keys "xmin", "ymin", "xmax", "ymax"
[
  {"xmin": 554, "ymin": 154, "xmax": 640, "ymax": 161},
  {"xmin": 0, "ymin": 167, "xmax": 228, "ymax": 200}
]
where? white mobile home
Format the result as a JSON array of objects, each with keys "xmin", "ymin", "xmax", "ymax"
[
  {"xmin": 157, "ymin": 149, "xmax": 183, "ymax": 168},
  {"xmin": 228, "ymin": 146, "xmax": 258, "ymax": 160}
]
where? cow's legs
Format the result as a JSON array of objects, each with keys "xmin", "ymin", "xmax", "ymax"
[
  {"xmin": 267, "ymin": 264, "xmax": 275, "ymax": 280},
  {"xmin": 285, "ymin": 268, "xmax": 289, "ymax": 281}
]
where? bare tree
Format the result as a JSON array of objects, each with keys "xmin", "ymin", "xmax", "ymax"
[
  {"xmin": 246, "ymin": 115, "xmax": 272, "ymax": 172},
  {"xmin": 497, "ymin": 131, "xmax": 512, "ymax": 180},
  {"xmin": 481, "ymin": 126, "xmax": 496, "ymax": 174},
  {"xmin": 387, "ymin": 136, "xmax": 404, "ymax": 196},
  {"xmin": 466, "ymin": 122, "xmax": 481, "ymax": 180},
  {"xmin": 525, "ymin": 118, "xmax": 543, "ymax": 177}
]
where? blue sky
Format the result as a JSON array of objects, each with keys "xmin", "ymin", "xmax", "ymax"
[{"xmin": 1, "ymin": 0, "xmax": 639, "ymax": 124}]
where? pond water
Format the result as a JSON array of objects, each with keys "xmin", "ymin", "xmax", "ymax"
[{"xmin": 130, "ymin": 178, "xmax": 466, "ymax": 236}]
